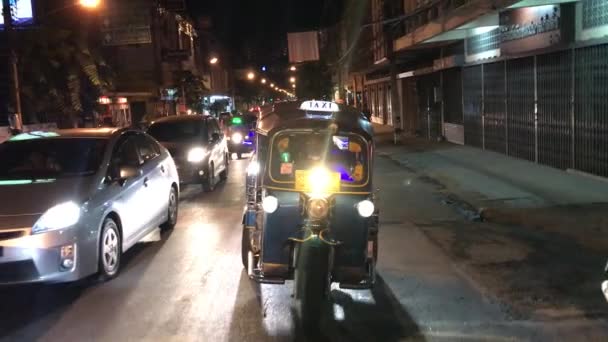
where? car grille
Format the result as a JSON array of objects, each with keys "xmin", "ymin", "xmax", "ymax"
[
  {"xmin": 0, "ymin": 260, "xmax": 39, "ymax": 283},
  {"xmin": 0, "ymin": 230, "xmax": 26, "ymax": 241}
]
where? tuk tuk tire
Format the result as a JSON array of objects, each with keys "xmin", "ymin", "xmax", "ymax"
[
  {"xmin": 294, "ymin": 237, "xmax": 330, "ymax": 331},
  {"xmin": 237, "ymin": 152, "xmax": 242, "ymax": 159},
  {"xmin": 241, "ymin": 225, "xmax": 251, "ymax": 269}
]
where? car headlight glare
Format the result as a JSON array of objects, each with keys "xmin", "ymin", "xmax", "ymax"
[
  {"xmin": 262, "ymin": 195, "xmax": 279, "ymax": 213},
  {"xmin": 32, "ymin": 201, "xmax": 81, "ymax": 234},
  {"xmin": 187, "ymin": 147, "xmax": 206, "ymax": 163},
  {"xmin": 356, "ymin": 200, "xmax": 375, "ymax": 218},
  {"xmin": 231, "ymin": 133, "xmax": 243, "ymax": 144},
  {"xmin": 307, "ymin": 197, "xmax": 329, "ymax": 220}
]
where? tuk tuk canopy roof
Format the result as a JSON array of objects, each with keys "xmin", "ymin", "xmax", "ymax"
[{"xmin": 256, "ymin": 101, "xmax": 373, "ymax": 139}]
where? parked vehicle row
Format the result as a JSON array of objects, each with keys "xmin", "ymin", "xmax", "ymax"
[{"xmin": 0, "ymin": 115, "xmax": 231, "ymax": 285}]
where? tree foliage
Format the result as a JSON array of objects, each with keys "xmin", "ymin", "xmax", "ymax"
[
  {"xmin": 17, "ymin": 27, "xmax": 113, "ymax": 126},
  {"xmin": 174, "ymin": 70, "xmax": 208, "ymax": 114}
]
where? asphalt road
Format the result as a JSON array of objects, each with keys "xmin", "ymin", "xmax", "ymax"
[{"xmin": 0, "ymin": 155, "xmax": 605, "ymax": 341}]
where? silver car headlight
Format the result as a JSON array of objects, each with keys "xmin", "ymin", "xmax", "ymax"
[
  {"xmin": 32, "ymin": 201, "xmax": 81, "ymax": 234},
  {"xmin": 231, "ymin": 132, "xmax": 243, "ymax": 144},
  {"xmin": 187, "ymin": 147, "xmax": 207, "ymax": 163}
]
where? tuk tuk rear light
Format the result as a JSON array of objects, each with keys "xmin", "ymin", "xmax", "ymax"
[
  {"xmin": 356, "ymin": 200, "xmax": 375, "ymax": 218},
  {"xmin": 262, "ymin": 196, "xmax": 279, "ymax": 213},
  {"xmin": 307, "ymin": 197, "xmax": 329, "ymax": 220}
]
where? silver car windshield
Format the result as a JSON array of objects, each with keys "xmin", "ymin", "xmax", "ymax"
[{"xmin": 0, "ymin": 138, "xmax": 107, "ymax": 180}]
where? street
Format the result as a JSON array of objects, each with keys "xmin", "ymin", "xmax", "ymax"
[{"xmin": 0, "ymin": 148, "xmax": 606, "ymax": 341}]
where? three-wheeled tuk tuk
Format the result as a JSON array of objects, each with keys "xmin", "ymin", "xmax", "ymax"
[{"xmin": 242, "ymin": 100, "xmax": 379, "ymax": 327}]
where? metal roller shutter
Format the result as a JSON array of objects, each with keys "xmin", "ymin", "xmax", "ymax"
[
  {"xmin": 506, "ymin": 57, "xmax": 536, "ymax": 162},
  {"xmin": 463, "ymin": 65, "xmax": 483, "ymax": 148}
]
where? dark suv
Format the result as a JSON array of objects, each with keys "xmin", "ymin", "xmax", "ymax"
[{"xmin": 147, "ymin": 115, "xmax": 229, "ymax": 191}]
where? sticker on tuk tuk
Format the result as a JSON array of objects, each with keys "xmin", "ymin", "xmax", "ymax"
[{"xmin": 280, "ymin": 163, "xmax": 293, "ymax": 175}]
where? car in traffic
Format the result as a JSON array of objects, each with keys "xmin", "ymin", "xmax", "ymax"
[
  {"xmin": 0, "ymin": 128, "xmax": 180, "ymax": 284},
  {"xmin": 227, "ymin": 114, "xmax": 256, "ymax": 159},
  {"xmin": 147, "ymin": 115, "xmax": 229, "ymax": 191}
]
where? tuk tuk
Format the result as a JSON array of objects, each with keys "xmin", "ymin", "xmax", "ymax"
[{"xmin": 242, "ymin": 100, "xmax": 379, "ymax": 327}]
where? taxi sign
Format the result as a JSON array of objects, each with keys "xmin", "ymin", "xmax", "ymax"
[{"xmin": 299, "ymin": 101, "xmax": 339, "ymax": 112}]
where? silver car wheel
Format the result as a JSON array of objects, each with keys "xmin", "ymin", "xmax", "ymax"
[
  {"xmin": 102, "ymin": 222, "xmax": 120, "ymax": 275},
  {"xmin": 168, "ymin": 188, "xmax": 178, "ymax": 223}
]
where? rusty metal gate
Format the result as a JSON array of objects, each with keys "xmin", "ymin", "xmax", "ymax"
[
  {"xmin": 417, "ymin": 73, "xmax": 441, "ymax": 139},
  {"xmin": 537, "ymin": 50, "xmax": 573, "ymax": 170},
  {"xmin": 463, "ymin": 65, "xmax": 483, "ymax": 148},
  {"xmin": 506, "ymin": 57, "xmax": 536, "ymax": 162},
  {"xmin": 484, "ymin": 62, "xmax": 507, "ymax": 154},
  {"xmin": 575, "ymin": 44, "xmax": 608, "ymax": 177}
]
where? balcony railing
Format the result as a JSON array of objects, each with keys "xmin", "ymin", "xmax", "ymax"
[{"xmin": 395, "ymin": 0, "xmax": 472, "ymax": 38}]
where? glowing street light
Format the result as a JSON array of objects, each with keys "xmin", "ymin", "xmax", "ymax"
[
  {"xmin": 270, "ymin": 83, "xmax": 275, "ymax": 88},
  {"xmin": 292, "ymin": 84, "xmax": 296, "ymax": 88},
  {"xmin": 209, "ymin": 57, "xmax": 219, "ymax": 64},
  {"xmin": 261, "ymin": 78, "xmax": 267, "ymax": 84},
  {"xmin": 79, "ymin": 0, "xmax": 101, "ymax": 8},
  {"xmin": 247, "ymin": 72, "xmax": 255, "ymax": 80},
  {"xmin": 290, "ymin": 66, "xmax": 297, "ymax": 71},
  {"xmin": 289, "ymin": 77, "xmax": 296, "ymax": 83}
]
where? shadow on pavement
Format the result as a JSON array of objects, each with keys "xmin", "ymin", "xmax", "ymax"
[
  {"xmin": 0, "ymin": 228, "xmax": 174, "ymax": 341},
  {"xmin": 227, "ymin": 271, "xmax": 423, "ymax": 342}
]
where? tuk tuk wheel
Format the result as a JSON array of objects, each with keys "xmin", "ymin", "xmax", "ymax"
[
  {"xmin": 294, "ymin": 237, "xmax": 330, "ymax": 331},
  {"xmin": 237, "ymin": 152, "xmax": 242, "ymax": 159}
]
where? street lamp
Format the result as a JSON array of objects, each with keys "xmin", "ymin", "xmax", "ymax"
[
  {"xmin": 289, "ymin": 77, "xmax": 296, "ymax": 83},
  {"xmin": 79, "ymin": 0, "xmax": 101, "ymax": 8},
  {"xmin": 261, "ymin": 78, "xmax": 267, "ymax": 84},
  {"xmin": 209, "ymin": 57, "xmax": 219, "ymax": 65},
  {"xmin": 270, "ymin": 83, "xmax": 275, "ymax": 88},
  {"xmin": 290, "ymin": 66, "xmax": 297, "ymax": 71},
  {"xmin": 292, "ymin": 84, "xmax": 296, "ymax": 88},
  {"xmin": 247, "ymin": 72, "xmax": 255, "ymax": 80}
]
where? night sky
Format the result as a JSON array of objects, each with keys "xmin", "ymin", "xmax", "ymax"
[{"xmin": 186, "ymin": 0, "xmax": 344, "ymax": 66}]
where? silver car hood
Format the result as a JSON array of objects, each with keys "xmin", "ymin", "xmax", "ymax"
[{"xmin": 0, "ymin": 177, "xmax": 95, "ymax": 229}]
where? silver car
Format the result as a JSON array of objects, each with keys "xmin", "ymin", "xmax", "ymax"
[{"xmin": 0, "ymin": 128, "xmax": 179, "ymax": 284}]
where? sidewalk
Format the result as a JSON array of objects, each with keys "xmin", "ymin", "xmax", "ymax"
[{"xmin": 374, "ymin": 130, "xmax": 608, "ymax": 322}]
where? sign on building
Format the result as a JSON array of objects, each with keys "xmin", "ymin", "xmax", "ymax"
[
  {"xmin": 101, "ymin": 0, "xmax": 152, "ymax": 46},
  {"xmin": 288, "ymin": 31, "xmax": 320, "ymax": 63},
  {"xmin": 499, "ymin": 4, "xmax": 574, "ymax": 54},
  {"xmin": 0, "ymin": 0, "xmax": 34, "ymax": 27}
]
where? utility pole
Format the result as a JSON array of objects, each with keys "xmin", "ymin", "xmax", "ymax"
[{"xmin": 2, "ymin": 0, "xmax": 22, "ymax": 131}]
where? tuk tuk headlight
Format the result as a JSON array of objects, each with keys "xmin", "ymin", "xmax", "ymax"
[
  {"xmin": 246, "ymin": 161, "xmax": 260, "ymax": 176},
  {"xmin": 307, "ymin": 197, "xmax": 329, "ymax": 220},
  {"xmin": 356, "ymin": 200, "xmax": 375, "ymax": 218},
  {"xmin": 231, "ymin": 132, "xmax": 243, "ymax": 144},
  {"xmin": 262, "ymin": 196, "xmax": 279, "ymax": 213},
  {"xmin": 307, "ymin": 167, "xmax": 333, "ymax": 194}
]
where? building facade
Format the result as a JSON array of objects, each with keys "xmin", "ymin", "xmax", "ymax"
[
  {"xmin": 353, "ymin": 0, "xmax": 608, "ymax": 178},
  {"xmin": 98, "ymin": 0, "xmax": 205, "ymax": 126}
]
